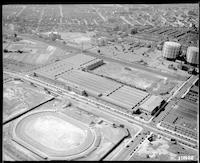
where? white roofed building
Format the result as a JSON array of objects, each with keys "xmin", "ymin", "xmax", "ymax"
[{"xmin": 139, "ymin": 95, "xmax": 164, "ymax": 115}]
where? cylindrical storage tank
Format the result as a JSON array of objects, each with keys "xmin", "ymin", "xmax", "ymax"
[
  {"xmin": 162, "ymin": 41, "xmax": 181, "ymax": 60},
  {"xmin": 186, "ymin": 47, "xmax": 199, "ymax": 65}
]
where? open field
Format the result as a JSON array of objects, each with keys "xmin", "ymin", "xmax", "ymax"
[
  {"xmin": 3, "ymin": 80, "xmax": 53, "ymax": 123},
  {"xmin": 92, "ymin": 62, "xmax": 182, "ymax": 97},
  {"xmin": 3, "ymin": 38, "xmax": 70, "ymax": 65},
  {"xmin": 58, "ymin": 32, "xmax": 95, "ymax": 49},
  {"xmin": 131, "ymin": 133, "xmax": 198, "ymax": 161},
  {"xmin": 60, "ymin": 32, "xmax": 94, "ymax": 43}
]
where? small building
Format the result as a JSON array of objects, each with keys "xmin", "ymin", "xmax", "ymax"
[{"xmin": 139, "ymin": 95, "xmax": 164, "ymax": 115}]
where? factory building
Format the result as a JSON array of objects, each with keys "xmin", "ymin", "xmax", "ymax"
[
  {"xmin": 101, "ymin": 85, "xmax": 149, "ymax": 112},
  {"xmin": 186, "ymin": 46, "xmax": 199, "ymax": 66},
  {"xmin": 34, "ymin": 54, "xmax": 96, "ymax": 79},
  {"xmin": 58, "ymin": 70, "xmax": 122, "ymax": 97},
  {"xmin": 162, "ymin": 41, "xmax": 181, "ymax": 60},
  {"xmin": 139, "ymin": 95, "xmax": 164, "ymax": 115},
  {"xmin": 57, "ymin": 78, "xmax": 86, "ymax": 96}
]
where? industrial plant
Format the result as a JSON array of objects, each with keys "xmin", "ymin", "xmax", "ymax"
[{"xmin": 3, "ymin": 4, "xmax": 199, "ymax": 161}]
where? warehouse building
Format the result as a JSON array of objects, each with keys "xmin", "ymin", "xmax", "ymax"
[
  {"xmin": 35, "ymin": 60, "xmax": 75, "ymax": 79},
  {"xmin": 57, "ymin": 78, "xmax": 86, "ymax": 96},
  {"xmin": 58, "ymin": 70, "xmax": 122, "ymax": 97},
  {"xmin": 34, "ymin": 54, "xmax": 96, "ymax": 79},
  {"xmin": 139, "ymin": 95, "xmax": 164, "ymax": 115},
  {"xmin": 101, "ymin": 85, "xmax": 149, "ymax": 112}
]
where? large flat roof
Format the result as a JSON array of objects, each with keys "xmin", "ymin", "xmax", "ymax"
[
  {"xmin": 104, "ymin": 85, "xmax": 149, "ymax": 110},
  {"xmin": 139, "ymin": 95, "xmax": 163, "ymax": 113},
  {"xmin": 58, "ymin": 70, "xmax": 122, "ymax": 96},
  {"xmin": 35, "ymin": 54, "xmax": 96, "ymax": 79}
]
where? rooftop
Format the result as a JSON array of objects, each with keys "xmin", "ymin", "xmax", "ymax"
[{"xmin": 139, "ymin": 95, "xmax": 163, "ymax": 112}]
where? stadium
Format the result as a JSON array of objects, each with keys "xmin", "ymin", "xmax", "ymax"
[{"xmin": 12, "ymin": 110, "xmax": 100, "ymax": 160}]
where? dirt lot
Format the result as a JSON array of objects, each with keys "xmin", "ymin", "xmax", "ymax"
[
  {"xmin": 3, "ymin": 38, "xmax": 69, "ymax": 65},
  {"xmin": 3, "ymin": 80, "xmax": 53, "ymax": 122}
]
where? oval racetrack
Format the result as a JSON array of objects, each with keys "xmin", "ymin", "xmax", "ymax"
[{"xmin": 13, "ymin": 111, "xmax": 95, "ymax": 159}]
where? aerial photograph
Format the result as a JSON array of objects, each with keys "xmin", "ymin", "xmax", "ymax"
[{"xmin": 2, "ymin": 4, "xmax": 199, "ymax": 161}]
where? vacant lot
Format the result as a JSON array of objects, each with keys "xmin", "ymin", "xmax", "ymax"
[
  {"xmin": 4, "ymin": 38, "xmax": 70, "ymax": 65},
  {"xmin": 3, "ymin": 80, "xmax": 53, "ymax": 123}
]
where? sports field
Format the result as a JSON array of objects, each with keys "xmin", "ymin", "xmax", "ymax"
[{"xmin": 13, "ymin": 111, "xmax": 95, "ymax": 159}]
